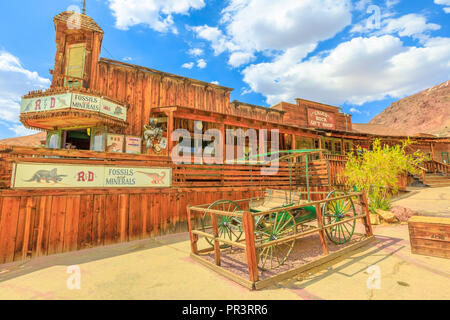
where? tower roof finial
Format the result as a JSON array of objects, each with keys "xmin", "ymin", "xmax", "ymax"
[{"xmin": 82, "ymin": 0, "xmax": 86, "ymax": 14}]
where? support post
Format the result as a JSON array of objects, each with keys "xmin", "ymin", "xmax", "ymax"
[
  {"xmin": 210, "ymin": 212, "xmax": 221, "ymax": 266},
  {"xmin": 359, "ymin": 193, "xmax": 373, "ymax": 236},
  {"xmin": 243, "ymin": 212, "xmax": 259, "ymax": 283},
  {"xmin": 167, "ymin": 111, "xmax": 174, "ymax": 155},
  {"xmin": 187, "ymin": 206, "xmax": 198, "ymax": 254},
  {"xmin": 315, "ymin": 204, "xmax": 329, "ymax": 255}
]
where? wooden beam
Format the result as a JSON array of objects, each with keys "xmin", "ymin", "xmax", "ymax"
[{"xmin": 243, "ymin": 211, "xmax": 259, "ymax": 283}]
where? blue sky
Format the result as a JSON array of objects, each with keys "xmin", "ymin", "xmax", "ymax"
[{"xmin": 0, "ymin": 0, "xmax": 449, "ymax": 139}]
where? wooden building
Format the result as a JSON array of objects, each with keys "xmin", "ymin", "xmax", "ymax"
[{"xmin": 0, "ymin": 10, "xmax": 449, "ymax": 265}]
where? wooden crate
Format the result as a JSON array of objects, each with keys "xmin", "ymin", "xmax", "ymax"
[{"xmin": 408, "ymin": 216, "xmax": 450, "ymax": 259}]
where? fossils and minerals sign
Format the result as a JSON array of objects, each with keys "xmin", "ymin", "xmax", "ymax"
[
  {"xmin": 20, "ymin": 93, "xmax": 127, "ymax": 121},
  {"xmin": 13, "ymin": 163, "xmax": 171, "ymax": 189},
  {"xmin": 307, "ymin": 108, "xmax": 336, "ymax": 130}
]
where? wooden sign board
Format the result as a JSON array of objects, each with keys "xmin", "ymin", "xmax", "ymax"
[
  {"xmin": 71, "ymin": 93, "xmax": 101, "ymax": 112},
  {"xmin": 12, "ymin": 163, "xmax": 172, "ymax": 189},
  {"xmin": 102, "ymin": 99, "xmax": 127, "ymax": 121},
  {"xmin": 20, "ymin": 93, "xmax": 127, "ymax": 121},
  {"xmin": 308, "ymin": 108, "xmax": 336, "ymax": 130},
  {"xmin": 20, "ymin": 93, "xmax": 71, "ymax": 113},
  {"xmin": 107, "ymin": 134, "xmax": 124, "ymax": 153},
  {"xmin": 125, "ymin": 136, "xmax": 142, "ymax": 154}
]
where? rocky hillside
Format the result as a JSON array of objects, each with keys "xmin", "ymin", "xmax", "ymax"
[
  {"xmin": 0, "ymin": 132, "xmax": 46, "ymax": 147},
  {"xmin": 370, "ymin": 80, "xmax": 450, "ymax": 136}
]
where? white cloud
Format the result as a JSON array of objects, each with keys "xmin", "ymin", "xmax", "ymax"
[
  {"xmin": 381, "ymin": 14, "xmax": 441, "ymax": 37},
  {"xmin": 354, "ymin": 0, "xmax": 371, "ymax": 11},
  {"xmin": 191, "ymin": 0, "xmax": 352, "ymax": 67},
  {"xmin": 349, "ymin": 107, "xmax": 362, "ymax": 114},
  {"xmin": 7, "ymin": 123, "xmax": 38, "ymax": 137},
  {"xmin": 196, "ymin": 59, "xmax": 207, "ymax": 69},
  {"xmin": 434, "ymin": 0, "xmax": 450, "ymax": 5},
  {"xmin": 122, "ymin": 56, "xmax": 133, "ymax": 62},
  {"xmin": 242, "ymin": 35, "xmax": 450, "ymax": 106},
  {"xmin": 188, "ymin": 48, "xmax": 204, "ymax": 56},
  {"xmin": 228, "ymin": 52, "xmax": 255, "ymax": 68},
  {"xmin": 182, "ymin": 62, "xmax": 194, "ymax": 69},
  {"xmin": 0, "ymin": 51, "xmax": 50, "ymax": 136},
  {"xmin": 108, "ymin": 0, "xmax": 205, "ymax": 33},
  {"xmin": 211, "ymin": 81, "xmax": 219, "ymax": 85},
  {"xmin": 352, "ymin": 13, "xmax": 441, "ymax": 37},
  {"xmin": 190, "ymin": 25, "xmax": 238, "ymax": 55},
  {"xmin": 435, "ymin": 0, "xmax": 450, "ymax": 12}
]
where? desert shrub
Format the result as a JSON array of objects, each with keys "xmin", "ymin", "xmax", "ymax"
[{"xmin": 342, "ymin": 139, "xmax": 429, "ymax": 212}]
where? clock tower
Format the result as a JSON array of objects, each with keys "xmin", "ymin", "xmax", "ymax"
[{"xmin": 50, "ymin": 8, "xmax": 103, "ymax": 90}]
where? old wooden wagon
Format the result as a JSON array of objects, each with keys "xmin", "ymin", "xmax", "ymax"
[{"xmin": 187, "ymin": 150, "xmax": 375, "ymax": 289}]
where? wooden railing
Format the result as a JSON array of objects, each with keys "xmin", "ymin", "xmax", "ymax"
[
  {"xmin": 51, "ymin": 74, "xmax": 86, "ymax": 89},
  {"xmin": 423, "ymin": 160, "xmax": 449, "ymax": 176},
  {"xmin": 0, "ymin": 145, "xmax": 341, "ymax": 189}
]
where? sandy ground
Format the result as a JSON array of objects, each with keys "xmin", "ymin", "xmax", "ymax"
[
  {"xmin": 0, "ymin": 188, "xmax": 449, "ymax": 300},
  {"xmin": 392, "ymin": 186, "xmax": 450, "ymax": 217}
]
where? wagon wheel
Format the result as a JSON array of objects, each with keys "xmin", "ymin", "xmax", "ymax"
[
  {"xmin": 200, "ymin": 200, "xmax": 243, "ymax": 247},
  {"xmin": 255, "ymin": 210, "xmax": 296, "ymax": 271},
  {"xmin": 321, "ymin": 190, "xmax": 356, "ymax": 245}
]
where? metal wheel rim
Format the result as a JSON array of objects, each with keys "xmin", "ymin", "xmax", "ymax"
[
  {"xmin": 255, "ymin": 210, "xmax": 296, "ymax": 271},
  {"xmin": 200, "ymin": 200, "xmax": 243, "ymax": 247},
  {"xmin": 322, "ymin": 190, "xmax": 356, "ymax": 245}
]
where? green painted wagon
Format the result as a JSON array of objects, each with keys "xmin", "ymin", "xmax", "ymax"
[{"xmin": 200, "ymin": 150, "xmax": 358, "ymax": 270}]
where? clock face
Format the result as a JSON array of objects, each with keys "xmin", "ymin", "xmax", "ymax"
[{"xmin": 159, "ymin": 137, "xmax": 167, "ymax": 149}]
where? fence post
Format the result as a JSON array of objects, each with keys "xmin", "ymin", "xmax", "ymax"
[
  {"xmin": 359, "ymin": 192, "xmax": 373, "ymax": 237},
  {"xmin": 210, "ymin": 212, "xmax": 221, "ymax": 266},
  {"xmin": 187, "ymin": 206, "xmax": 198, "ymax": 255},
  {"xmin": 243, "ymin": 211, "xmax": 259, "ymax": 283},
  {"xmin": 315, "ymin": 204, "xmax": 329, "ymax": 255}
]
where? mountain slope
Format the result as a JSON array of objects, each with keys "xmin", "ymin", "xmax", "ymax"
[
  {"xmin": 0, "ymin": 132, "xmax": 46, "ymax": 147},
  {"xmin": 370, "ymin": 80, "xmax": 450, "ymax": 136}
]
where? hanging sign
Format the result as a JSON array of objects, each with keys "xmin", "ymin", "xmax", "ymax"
[
  {"xmin": 20, "ymin": 93, "xmax": 71, "ymax": 113},
  {"xmin": 308, "ymin": 108, "xmax": 336, "ymax": 130},
  {"xmin": 71, "ymin": 93, "xmax": 101, "ymax": 112},
  {"xmin": 20, "ymin": 93, "xmax": 127, "ymax": 121},
  {"xmin": 13, "ymin": 163, "xmax": 172, "ymax": 189},
  {"xmin": 101, "ymin": 99, "xmax": 127, "ymax": 121}
]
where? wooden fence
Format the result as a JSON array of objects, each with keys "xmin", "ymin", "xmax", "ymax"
[{"xmin": 0, "ymin": 145, "xmax": 346, "ymax": 265}]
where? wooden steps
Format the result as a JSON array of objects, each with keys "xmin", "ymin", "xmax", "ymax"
[{"xmin": 424, "ymin": 174, "xmax": 450, "ymax": 188}]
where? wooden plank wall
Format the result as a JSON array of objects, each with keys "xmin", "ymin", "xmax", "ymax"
[
  {"xmin": 94, "ymin": 61, "xmax": 231, "ymax": 137},
  {"xmin": 0, "ymin": 187, "xmax": 262, "ymax": 265}
]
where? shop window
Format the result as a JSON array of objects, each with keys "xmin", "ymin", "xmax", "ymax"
[
  {"xmin": 334, "ymin": 141, "xmax": 342, "ymax": 155},
  {"xmin": 344, "ymin": 141, "xmax": 353, "ymax": 154},
  {"xmin": 295, "ymin": 137, "xmax": 313, "ymax": 150},
  {"xmin": 63, "ymin": 129, "xmax": 91, "ymax": 150},
  {"xmin": 314, "ymin": 139, "xmax": 320, "ymax": 149},
  {"xmin": 442, "ymin": 152, "xmax": 449, "ymax": 164},
  {"xmin": 90, "ymin": 127, "xmax": 107, "ymax": 152},
  {"xmin": 47, "ymin": 130, "xmax": 62, "ymax": 149},
  {"xmin": 324, "ymin": 139, "xmax": 333, "ymax": 153}
]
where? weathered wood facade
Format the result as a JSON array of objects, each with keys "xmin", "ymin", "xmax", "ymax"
[{"xmin": 0, "ymin": 10, "xmax": 449, "ymax": 265}]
